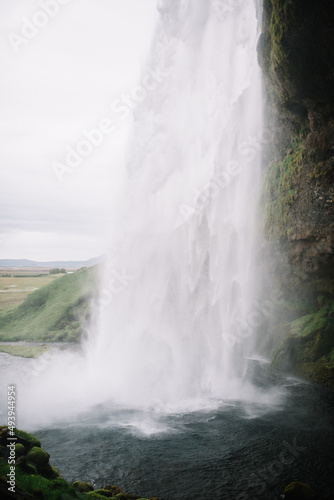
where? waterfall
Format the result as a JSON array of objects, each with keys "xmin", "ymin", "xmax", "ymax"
[
  {"xmin": 16, "ymin": 0, "xmax": 269, "ymax": 427},
  {"xmin": 85, "ymin": 0, "xmax": 264, "ymax": 410}
]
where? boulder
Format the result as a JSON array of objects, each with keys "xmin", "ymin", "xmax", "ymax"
[{"xmin": 284, "ymin": 481, "xmax": 318, "ymax": 499}]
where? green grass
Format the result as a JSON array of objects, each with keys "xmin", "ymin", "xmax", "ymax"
[
  {"xmin": 0, "ymin": 267, "xmax": 99, "ymax": 343},
  {"xmin": 290, "ymin": 299, "xmax": 334, "ymax": 338},
  {"xmin": 261, "ymin": 129, "xmax": 307, "ymax": 240},
  {"xmin": 0, "ymin": 344, "xmax": 49, "ymax": 358},
  {"xmin": 0, "ymin": 274, "xmax": 62, "ymax": 313},
  {"xmin": 0, "ymin": 456, "xmax": 79, "ymax": 500}
]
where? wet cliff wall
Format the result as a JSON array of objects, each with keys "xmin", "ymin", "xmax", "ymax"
[{"xmin": 257, "ymin": 0, "xmax": 334, "ymax": 387}]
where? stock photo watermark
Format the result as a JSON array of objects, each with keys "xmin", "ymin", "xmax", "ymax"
[
  {"xmin": 52, "ymin": 63, "xmax": 170, "ymax": 182},
  {"xmin": 95, "ymin": 268, "xmax": 135, "ymax": 314},
  {"xmin": 7, "ymin": 0, "xmax": 72, "ymax": 53},
  {"xmin": 6, "ymin": 385, "xmax": 17, "ymax": 494},
  {"xmin": 213, "ymin": 0, "xmax": 245, "ymax": 21},
  {"xmin": 179, "ymin": 126, "xmax": 273, "ymax": 221},
  {"xmin": 237, "ymin": 438, "xmax": 306, "ymax": 499},
  {"xmin": 223, "ymin": 287, "xmax": 284, "ymax": 349}
]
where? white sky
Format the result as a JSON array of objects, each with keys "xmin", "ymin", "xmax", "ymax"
[{"xmin": 0, "ymin": 0, "xmax": 158, "ymax": 261}]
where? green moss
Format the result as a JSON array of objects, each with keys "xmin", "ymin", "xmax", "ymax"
[
  {"xmin": 260, "ymin": 0, "xmax": 295, "ymax": 105},
  {"xmin": 86, "ymin": 493, "xmax": 111, "ymax": 500},
  {"xmin": 272, "ymin": 296, "xmax": 334, "ymax": 387},
  {"xmin": 0, "ymin": 456, "xmax": 76, "ymax": 500},
  {"xmin": 15, "ymin": 443, "xmax": 26, "ymax": 457},
  {"xmin": 311, "ymin": 278, "xmax": 334, "ymax": 295},
  {"xmin": 13, "ymin": 469, "xmax": 79, "ymax": 499},
  {"xmin": 15, "ymin": 429, "xmax": 41, "ymax": 449},
  {"xmin": 72, "ymin": 481, "xmax": 94, "ymax": 492},
  {"xmin": 298, "ymin": 361, "xmax": 334, "ymax": 389},
  {"xmin": 309, "ymin": 161, "xmax": 330, "ymax": 180},
  {"xmin": 27, "ymin": 446, "xmax": 50, "ymax": 466},
  {"xmin": 90, "ymin": 489, "xmax": 115, "ymax": 498},
  {"xmin": 52, "ymin": 466, "xmax": 61, "ymax": 478},
  {"xmin": 261, "ymin": 130, "xmax": 307, "ymax": 240}
]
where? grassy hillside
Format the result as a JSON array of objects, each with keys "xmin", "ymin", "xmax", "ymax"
[
  {"xmin": 0, "ymin": 267, "xmax": 99, "ymax": 342},
  {"xmin": 0, "ymin": 274, "xmax": 62, "ymax": 313}
]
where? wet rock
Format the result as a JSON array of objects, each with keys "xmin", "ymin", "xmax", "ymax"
[
  {"xmin": 15, "ymin": 443, "xmax": 26, "ymax": 458},
  {"xmin": 258, "ymin": 0, "xmax": 334, "ymax": 388},
  {"xmin": 16, "ymin": 456, "xmax": 37, "ymax": 475},
  {"xmin": 71, "ymin": 480, "xmax": 94, "ymax": 492},
  {"xmin": 26, "ymin": 446, "xmax": 58, "ymax": 479},
  {"xmin": 89, "ymin": 489, "xmax": 115, "ymax": 497},
  {"xmin": 26, "ymin": 446, "xmax": 50, "ymax": 467},
  {"xmin": 283, "ymin": 481, "xmax": 318, "ymax": 499}
]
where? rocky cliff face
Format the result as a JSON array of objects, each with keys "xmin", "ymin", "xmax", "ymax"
[{"xmin": 257, "ymin": 0, "xmax": 334, "ymax": 387}]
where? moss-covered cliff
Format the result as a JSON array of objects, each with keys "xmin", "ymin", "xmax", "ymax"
[{"xmin": 257, "ymin": 0, "xmax": 334, "ymax": 388}]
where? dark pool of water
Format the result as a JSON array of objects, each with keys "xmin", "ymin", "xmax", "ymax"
[{"xmin": 35, "ymin": 362, "xmax": 334, "ymax": 500}]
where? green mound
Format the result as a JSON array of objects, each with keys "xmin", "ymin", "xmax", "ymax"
[{"xmin": 0, "ymin": 267, "xmax": 99, "ymax": 343}]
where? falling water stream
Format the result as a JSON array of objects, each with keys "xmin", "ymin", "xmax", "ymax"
[
  {"xmin": 1, "ymin": 1, "xmax": 334, "ymax": 498},
  {"xmin": 85, "ymin": 0, "xmax": 265, "ymax": 410}
]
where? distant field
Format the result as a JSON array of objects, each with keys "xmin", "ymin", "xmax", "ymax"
[
  {"xmin": 0, "ymin": 266, "xmax": 99, "ymax": 343},
  {"xmin": 0, "ymin": 270, "xmax": 65, "ymax": 313},
  {"xmin": 0, "ymin": 344, "xmax": 48, "ymax": 358}
]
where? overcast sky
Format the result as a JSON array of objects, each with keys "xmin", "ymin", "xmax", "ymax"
[{"xmin": 0, "ymin": 0, "xmax": 157, "ymax": 261}]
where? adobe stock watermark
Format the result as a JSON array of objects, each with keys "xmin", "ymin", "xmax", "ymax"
[
  {"xmin": 237, "ymin": 438, "xmax": 306, "ymax": 499},
  {"xmin": 52, "ymin": 63, "xmax": 170, "ymax": 182},
  {"xmin": 13, "ymin": 349, "xmax": 57, "ymax": 387},
  {"xmin": 7, "ymin": 385, "xmax": 17, "ymax": 494},
  {"xmin": 179, "ymin": 126, "xmax": 273, "ymax": 221},
  {"xmin": 213, "ymin": 0, "xmax": 245, "ymax": 21},
  {"xmin": 7, "ymin": 0, "xmax": 72, "ymax": 53},
  {"xmin": 223, "ymin": 287, "xmax": 284, "ymax": 349},
  {"xmin": 95, "ymin": 268, "xmax": 135, "ymax": 314}
]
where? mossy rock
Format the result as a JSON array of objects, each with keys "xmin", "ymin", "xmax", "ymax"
[
  {"xmin": 72, "ymin": 480, "xmax": 94, "ymax": 492},
  {"xmin": 272, "ymin": 335, "xmax": 303, "ymax": 372},
  {"xmin": 27, "ymin": 446, "xmax": 50, "ymax": 467},
  {"xmin": 26, "ymin": 446, "xmax": 58, "ymax": 479},
  {"xmin": 103, "ymin": 485, "xmax": 123, "ymax": 495},
  {"xmin": 90, "ymin": 489, "xmax": 115, "ymax": 498},
  {"xmin": 283, "ymin": 481, "xmax": 318, "ymax": 499},
  {"xmin": 15, "ymin": 443, "xmax": 26, "ymax": 458},
  {"xmin": 15, "ymin": 429, "xmax": 41, "ymax": 449},
  {"xmin": 101, "ymin": 485, "xmax": 144, "ymax": 499},
  {"xmin": 86, "ymin": 493, "xmax": 112, "ymax": 500},
  {"xmin": 49, "ymin": 477, "xmax": 68, "ymax": 489},
  {"xmin": 51, "ymin": 466, "xmax": 61, "ymax": 478},
  {"xmin": 261, "ymin": 131, "xmax": 306, "ymax": 240},
  {"xmin": 298, "ymin": 361, "xmax": 334, "ymax": 389},
  {"xmin": 16, "ymin": 456, "xmax": 37, "ymax": 475},
  {"xmin": 0, "ymin": 474, "xmax": 34, "ymax": 499}
]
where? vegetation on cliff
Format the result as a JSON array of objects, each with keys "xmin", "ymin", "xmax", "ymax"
[
  {"xmin": 258, "ymin": 0, "xmax": 334, "ymax": 388},
  {"xmin": 261, "ymin": 128, "xmax": 307, "ymax": 240},
  {"xmin": 0, "ymin": 267, "xmax": 99, "ymax": 343},
  {"xmin": 271, "ymin": 296, "xmax": 334, "ymax": 389}
]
